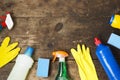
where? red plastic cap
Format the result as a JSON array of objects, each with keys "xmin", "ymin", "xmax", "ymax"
[
  {"xmin": 1, "ymin": 22, "xmax": 7, "ymax": 27},
  {"xmin": 6, "ymin": 12, "xmax": 10, "ymax": 14},
  {"xmin": 94, "ymin": 37, "xmax": 101, "ymax": 46}
]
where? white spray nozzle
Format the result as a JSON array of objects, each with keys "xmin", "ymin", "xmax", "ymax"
[{"xmin": 5, "ymin": 13, "xmax": 14, "ymax": 30}]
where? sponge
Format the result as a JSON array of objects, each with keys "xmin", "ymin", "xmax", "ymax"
[
  {"xmin": 37, "ymin": 58, "xmax": 50, "ymax": 77},
  {"xmin": 107, "ymin": 33, "xmax": 120, "ymax": 49}
]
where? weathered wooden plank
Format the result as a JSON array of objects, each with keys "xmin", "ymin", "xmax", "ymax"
[
  {"xmin": 88, "ymin": 0, "xmax": 120, "ymax": 17},
  {"xmin": 0, "ymin": 0, "xmax": 119, "ymax": 18},
  {"xmin": 0, "ymin": 60, "xmax": 108, "ymax": 80},
  {"xmin": 0, "ymin": 0, "xmax": 88, "ymax": 17}
]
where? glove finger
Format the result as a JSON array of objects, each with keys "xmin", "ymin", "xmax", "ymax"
[
  {"xmin": 71, "ymin": 48, "xmax": 81, "ymax": 64},
  {"xmin": 71, "ymin": 48, "xmax": 77, "ymax": 54},
  {"xmin": 71, "ymin": 48, "xmax": 78, "ymax": 58},
  {"xmin": 85, "ymin": 47, "xmax": 95, "ymax": 69},
  {"xmin": 6, "ymin": 42, "xmax": 18, "ymax": 52},
  {"xmin": 6, "ymin": 47, "xmax": 20, "ymax": 62},
  {"xmin": 82, "ymin": 44, "xmax": 86, "ymax": 56},
  {"xmin": 71, "ymin": 49, "xmax": 85, "ymax": 69},
  {"xmin": 87, "ymin": 47, "xmax": 93, "ymax": 61},
  {"xmin": 84, "ymin": 47, "xmax": 93, "ymax": 66},
  {"xmin": 71, "ymin": 48, "xmax": 82, "ymax": 58},
  {"xmin": 1, "ymin": 37, "xmax": 10, "ymax": 48},
  {"xmin": 0, "ymin": 47, "xmax": 20, "ymax": 68},
  {"xmin": 86, "ymin": 47, "xmax": 90, "ymax": 53},
  {"xmin": 85, "ymin": 47, "xmax": 91, "ymax": 59},
  {"xmin": 77, "ymin": 44, "xmax": 82, "ymax": 55},
  {"xmin": 8, "ymin": 47, "xmax": 20, "ymax": 55}
]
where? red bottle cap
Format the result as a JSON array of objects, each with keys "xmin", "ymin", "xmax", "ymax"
[
  {"xmin": 94, "ymin": 37, "xmax": 101, "ymax": 46},
  {"xmin": 6, "ymin": 12, "xmax": 10, "ymax": 14},
  {"xmin": 1, "ymin": 22, "xmax": 7, "ymax": 28}
]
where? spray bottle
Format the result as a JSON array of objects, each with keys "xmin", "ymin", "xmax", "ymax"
[
  {"xmin": 7, "ymin": 46, "xmax": 34, "ymax": 80},
  {"xmin": 52, "ymin": 51, "xmax": 71, "ymax": 80},
  {"xmin": 94, "ymin": 37, "xmax": 120, "ymax": 80}
]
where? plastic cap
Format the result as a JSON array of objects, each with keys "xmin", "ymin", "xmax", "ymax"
[
  {"xmin": 1, "ymin": 22, "xmax": 7, "ymax": 27},
  {"xmin": 94, "ymin": 37, "xmax": 101, "ymax": 46},
  {"xmin": 109, "ymin": 15, "xmax": 114, "ymax": 25},
  {"xmin": 24, "ymin": 46, "xmax": 34, "ymax": 57}
]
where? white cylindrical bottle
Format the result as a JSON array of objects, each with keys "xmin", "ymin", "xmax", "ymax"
[{"xmin": 7, "ymin": 46, "xmax": 34, "ymax": 80}]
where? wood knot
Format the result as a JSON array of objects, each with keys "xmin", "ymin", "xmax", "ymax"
[{"xmin": 54, "ymin": 23, "xmax": 63, "ymax": 32}]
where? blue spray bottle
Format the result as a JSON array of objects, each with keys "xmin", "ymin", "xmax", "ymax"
[{"xmin": 94, "ymin": 37, "xmax": 120, "ymax": 80}]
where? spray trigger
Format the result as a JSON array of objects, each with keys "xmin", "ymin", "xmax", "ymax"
[{"xmin": 52, "ymin": 51, "xmax": 68, "ymax": 62}]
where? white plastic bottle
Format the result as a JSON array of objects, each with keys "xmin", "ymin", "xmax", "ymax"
[{"xmin": 7, "ymin": 46, "xmax": 34, "ymax": 80}]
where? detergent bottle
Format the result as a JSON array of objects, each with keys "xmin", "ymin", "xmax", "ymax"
[
  {"xmin": 7, "ymin": 46, "xmax": 34, "ymax": 80},
  {"xmin": 109, "ymin": 14, "xmax": 120, "ymax": 29},
  {"xmin": 94, "ymin": 37, "xmax": 120, "ymax": 80},
  {"xmin": 52, "ymin": 51, "xmax": 71, "ymax": 80}
]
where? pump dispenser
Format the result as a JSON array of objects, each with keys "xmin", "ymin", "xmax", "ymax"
[
  {"xmin": 94, "ymin": 37, "xmax": 120, "ymax": 80},
  {"xmin": 7, "ymin": 46, "xmax": 34, "ymax": 80},
  {"xmin": 52, "ymin": 51, "xmax": 71, "ymax": 80}
]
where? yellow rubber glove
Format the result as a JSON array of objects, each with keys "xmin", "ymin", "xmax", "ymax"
[
  {"xmin": 0, "ymin": 37, "xmax": 20, "ymax": 68},
  {"xmin": 71, "ymin": 44, "xmax": 98, "ymax": 80}
]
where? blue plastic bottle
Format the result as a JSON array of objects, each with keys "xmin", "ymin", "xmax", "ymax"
[{"xmin": 94, "ymin": 37, "xmax": 120, "ymax": 80}]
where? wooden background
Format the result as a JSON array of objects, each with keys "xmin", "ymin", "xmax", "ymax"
[{"xmin": 0, "ymin": 0, "xmax": 120, "ymax": 80}]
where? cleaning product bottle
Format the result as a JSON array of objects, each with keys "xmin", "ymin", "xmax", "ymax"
[
  {"xmin": 109, "ymin": 14, "xmax": 120, "ymax": 29},
  {"xmin": 94, "ymin": 37, "xmax": 120, "ymax": 80},
  {"xmin": 52, "ymin": 51, "xmax": 71, "ymax": 80},
  {"xmin": 7, "ymin": 46, "xmax": 34, "ymax": 80}
]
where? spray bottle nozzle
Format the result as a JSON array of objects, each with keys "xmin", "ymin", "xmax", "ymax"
[
  {"xmin": 0, "ymin": 12, "xmax": 14, "ymax": 30},
  {"xmin": 94, "ymin": 37, "xmax": 101, "ymax": 46},
  {"xmin": 52, "ymin": 51, "xmax": 68, "ymax": 62}
]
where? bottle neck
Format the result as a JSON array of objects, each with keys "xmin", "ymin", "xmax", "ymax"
[
  {"xmin": 97, "ymin": 43, "xmax": 102, "ymax": 47},
  {"xmin": 57, "ymin": 61, "xmax": 68, "ymax": 78},
  {"xmin": 59, "ymin": 57, "xmax": 65, "ymax": 62},
  {"xmin": 97, "ymin": 43, "xmax": 106, "ymax": 48}
]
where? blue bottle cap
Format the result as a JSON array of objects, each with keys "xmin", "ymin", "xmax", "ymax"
[
  {"xmin": 109, "ymin": 14, "xmax": 114, "ymax": 25},
  {"xmin": 24, "ymin": 46, "xmax": 34, "ymax": 57}
]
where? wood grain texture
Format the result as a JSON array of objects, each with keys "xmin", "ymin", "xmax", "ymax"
[{"xmin": 0, "ymin": 0, "xmax": 120, "ymax": 80}]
